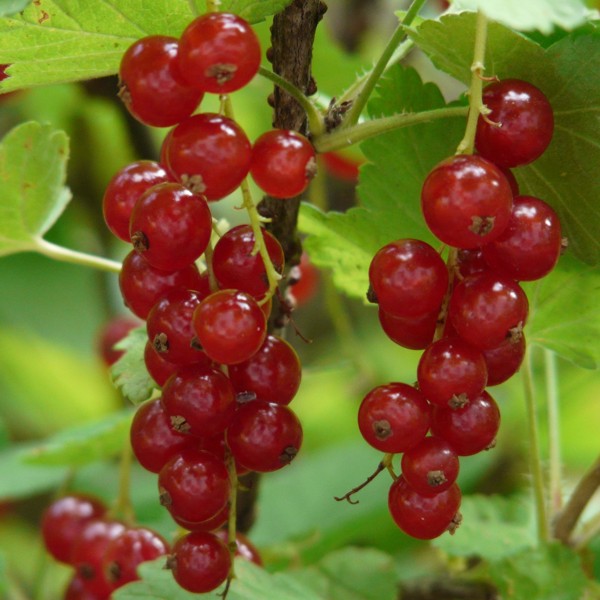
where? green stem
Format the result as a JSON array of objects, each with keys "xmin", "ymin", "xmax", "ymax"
[
  {"xmin": 36, "ymin": 239, "xmax": 121, "ymax": 273},
  {"xmin": 206, "ymin": 0, "xmax": 221, "ymax": 12},
  {"xmin": 341, "ymin": 0, "xmax": 428, "ymax": 128},
  {"xmin": 313, "ymin": 106, "xmax": 468, "ymax": 153},
  {"xmin": 111, "ymin": 436, "xmax": 135, "ymax": 526},
  {"xmin": 258, "ymin": 66, "xmax": 324, "ymax": 136},
  {"xmin": 545, "ymin": 349, "xmax": 563, "ymax": 514},
  {"xmin": 188, "ymin": 0, "xmax": 200, "ymax": 16},
  {"xmin": 456, "ymin": 10, "xmax": 488, "ymax": 155},
  {"xmin": 523, "ymin": 346, "xmax": 549, "ymax": 543}
]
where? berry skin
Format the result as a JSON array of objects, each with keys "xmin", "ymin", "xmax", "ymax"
[
  {"xmin": 368, "ymin": 239, "xmax": 448, "ymax": 319},
  {"xmin": 167, "ymin": 531, "xmax": 231, "ymax": 594},
  {"xmin": 476, "ymin": 79, "xmax": 554, "ymax": 168},
  {"xmin": 144, "ymin": 341, "xmax": 179, "ymax": 387},
  {"xmin": 378, "ymin": 308, "xmax": 438, "ymax": 350},
  {"xmin": 102, "ymin": 161, "xmax": 169, "ymax": 242},
  {"xmin": 483, "ymin": 335, "xmax": 526, "ymax": 386},
  {"xmin": 228, "ymin": 335, "xmax": 302, "ymax": 405},
  {"xmin": 178, "ymin": 12, "xmax": 261, "ymax": 94},
  {"xmin": 119, "ymin": 35, "xmax": 203, "ymax": 127},
  {"xmin": 358, "ymin": 383, "xmax": 431, "ymax": 453},
  {"xmin": 431, "ymin": 390, "xmax": 501, "ymax": 456},
  {"xmin": 212, "ymin": 225, "xmax": 284, "ymax": 299},
  {"xmin": 226, "ymin": 400, "xmax": 303, "ymax": 472},
  {"xmin": 417, "ymin": 337, "xmax": 488, "ymax": 408},
  {"xmin": 401, "ymin": 436, "xmax": 460, "ymax": 496},
  {"xmin": 158, "ymin": 448, "xmax": 230, "ymax": 524},
  {"xmin": 448, "ymin": 273, "xmax": 529, "ymax": 350},
  {"xmin": 192, "ymin": 289, "xmax": 267, "ymax": 365},
  {"xmin": 214, "ymin": 530, "xmax": 263, "ymax": 566},
  {"xmin": 96, "ymin": 315, "xmax": 140, "ymax": 367},
  {"xmin": 130, "ymin": 182, "xmax": 212, "ymax": 273},
  {"xmin": 164, "ymin": 113, "xmax": 252, "ymax": 200},
  {"xmin": 63, "ymin": 574, "xmax": 98, "ymax": 600},
  {"xmin": 421, "ymin": 154, "xmax": 513, "ymax": 248},
  {"xmin": 250, "ymin": 129, "xmax": 317, "ymax": 198},
  {"xmin": 482, "ymin": 195, "xmax": 562, "ymax": 281},
  {"xmin": 41, "ymin": 494, "xmax": 106, "ymax": 564},
  {"xmin": 388, "ymin": 476, "xmax": 461, "ymax": 540}
]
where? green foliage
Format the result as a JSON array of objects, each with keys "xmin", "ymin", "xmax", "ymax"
[
  {"xmin": 0, "ymin": 121, "xmax": 70, "ymax": 257},
  {"xmin": 0, "ymin": 0, "xmax": 31, "ymax": 17}
]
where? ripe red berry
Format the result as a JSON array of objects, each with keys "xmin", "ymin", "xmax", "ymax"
[
  {"xmin": 358, "ymin": 383, "xmax": 431, "ymax": 453},
  {"xmin": 388, "ymin": 476, "xmax": 461, "ymax": 540},
  {"xmin": 96, "ymin": 315, "xmax": 140, "ymax": 367},
  {"xmin": 378, "ymin": 308, "xmax": 438, "ymax": 350},
  {"xmin": 178, "ymin": 12, "xmax": 261, "ymax": 94},
  {"xmin": 63, "ymin": 574, "xmax": 98, "ymax": 600},
  {"xmin": 368, "ymin": 239, "xmax": 448, "ymax": 318},
  {"xmin": 119, "ymin": 35, "xmax": 203, "ymax": 127},
  {"xmin": 476, "ymin": 79, "xmax": 554, "ymax": 168},
  {"xmin": 164, "ymin": 113, "xmax": 252, "ymax": 200},
  {"xmin": 130, "ymin": 182, "xmax": 212, "ymax": 272},
  {"xmin": 250, "ymin": 129, "xmax": 317, "ymax": 198},
  {"xmin": 143, "ymin": 341, "xmax": 179, "ymax": 388},
  {"xmin": 214, "ymin": 530, "xmax": 263, "ymax": 566},
  {"xmin": 482, "ymin": 335, "xmax": 526, "ymax": 386},
  {"xmin": 421, "ymin": 154, "xmax": 513, "ymax": 248},
  {"xmin": 287, "ymin": 251, "xmax": 320, "ymax": 307}
]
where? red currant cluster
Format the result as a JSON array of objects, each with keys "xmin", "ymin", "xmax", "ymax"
[
  {"xmin": 41, "ymin": 494, "xmax": 169, "ymax": 598},
  {"xmin": 361, "ymin": 79, "xmax": 561, "ymax": 540}
]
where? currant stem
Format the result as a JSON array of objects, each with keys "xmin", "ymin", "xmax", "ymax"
[
  {"xmin": 545, "ymin": 349, "xmax": 563, "ymax": 514},
  {"xmin": 340, "ymin": 0, "xmax": 428, "ymax": 129},
  {"xmin": 204, "ymin": 235, "xmax": 219, "ymax": 293},
  {"xmin": 334, "ymin": 453, "xmax": 393, "ymax": 504},
  {"xmin": 35, "ymin": 239, "xmax": 122, "ymax": 273},
  {"xmin": 522, "ymin": 347, "xmax": 550, "ymax": 543},
  {"xmin": 258, "ymin": 66, "xmax": 324, "ymax": 137},
  {"xmin": 224, "ymin": 450, "xmax": 238, "ymax": 595},
  {"xmin": 455, "ymin": 10, "xmax": 488, "ymax": 156},
  {"xmin": 313, "ymin": 106, "xmax": 468, "ymax": 153},
  {"xmin": 110, "ymin": 436, "xmax": 135, "ymax": 526},
  {"xmin": 206, "ymin": 0, "xmax": 221, "ymax": 12}
]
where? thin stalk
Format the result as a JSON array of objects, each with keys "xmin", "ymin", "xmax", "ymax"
[
  {"xmin": 574, "ymin": 510, "xmax": 600, "ymax": 550},
  {"xmin": 341, "ymin": 0, "xmax": 428, "ymax": 128},
  {"xmin": 522, "ymin": 347, "xmax": 550, "ymax": 543},
  {"xmin": 188, "ymin": 0, "xmax": 200, "ymax": 16},
  {"xmin": 204, "ymin": 235, "xmax": 219, "ymax": 293},
  {"xmin": 545, "ymin": 349, "xmax": 563, "ymax": 514},
  {"xmin": 456, "ymin": 10, "xmax": 488, "ymax": 155},
  {"xmin": 206, "ymin": 0, "xmax": 221, "ymax": 12},
  {"xmin": 223, "ymin": 451, "xmax": 239, "ymax": 596},
  {"xmin": 258, "ymin": 66, "xmax": 324, "ymax": 137},
  {"xmin": 36, "ymin": 239, "xmax": 121, "ymax": 273},
  {"xmin": 111, "ymin": 436, "xmax": 135, "ymax": 526},
  {"xmin": 313, "ymin": 106, "xmax": 468, "ymax": 153}
]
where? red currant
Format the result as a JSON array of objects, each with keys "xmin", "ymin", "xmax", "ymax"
[
  {"xmin": 143, "ymin": 341, "xmax": 179, "ymax": 387},
  {"xmin": 378, "ymin": 307, "xmax": 438, "ymax": 350},
  {"xmin": 482, "ymin": 335, "xmax": 526, "ymax": 386},
  {"xmin": 214, "ymin": 530, "xmax": 263, "ymax": 566},
  {"xmin": 96, "ymin": 316, "xmax": 140, "ymax": 367}
]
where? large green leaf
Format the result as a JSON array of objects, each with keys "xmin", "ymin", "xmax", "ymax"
[
  {"xmin": 0, "ymin": 0, "xmax": 292, "ymax": 92},
  {"xmin": 0, "ymin": 121, "xmax": 70, "ymax": 257},
  {"xmin": 408, "ymin": 14, "xmax": 600, "ymax": 265},
  {"xmin": 449, "ymin": 0, "xmax": 590, "ymax": 34},
  {"xmin": 299, "ymin": 66, "xmax": 465, "ymax": 300}
]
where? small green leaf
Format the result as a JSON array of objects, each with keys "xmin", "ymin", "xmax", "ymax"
[
  {"xmin": 111, "ymin": 327, "xmax": 157, "ymax": 405},
  {"xmin": 449, "ymin": 0, "xmax": 590, "ymax": 34},
  {"xmin": 0, "ymin": 121, "xmax": 70, "ymax": 257},
  {"xmin": 22, "ymin": 410, "xmax": 132, "ymax": 467},
  {"xmin": 221, "ymin": 0, "xmax": 294, "ymax": 23},
  {"xmin": 433, "ymin": 495, "xmax": 536, "ymax": 561}
]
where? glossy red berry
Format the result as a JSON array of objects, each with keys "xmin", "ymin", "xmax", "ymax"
[
  {"xmin": 103, "ymin": 161, "xmax": 169, "ymax": 242},
  {"xmin": 358, "ymin": 383, "xmax": 431, "ymax": 453},
  {"xmin": 456, "ymin": 248, "xmax": 489, "ymax": 279},
  {"xmin": 388, "ymin": 476, "xmax": 461, "ymax": 540},
  {"xmin": 119, "ymin": 35, "xmax": 203, "ymax": 127},
  {"xmin": 368, "ymin": 239, "xmax": 448, "ymax": 318},
  {"xmin": 96, "ymin": 315, "xmax": 140, "ymax": 367},
  {"xmin": 41, "ymin": 494, "xmax": 106, "ymax": 564},
  {"xmin": 431, "ymin": 390, "xmax": 501, "ymax": 456},
  {"xmin": 287, "ymin": 251, "xmax": 320, "ymax": 307},
  {"xmin": 482, "ymin": 195, "xmax": 562, "ymax": 281},
  {"xmin": 158, "ymin": 448, "xmax": 230, "ymax": 524},
  {"xmin": 228, "ymin": 335, "xmax": 301, "ymax": 405},
  {"xmin": 476, "ymin": 79, "xmax": 554, "ymax": 168},
  {"xmin": 168, "ymin": 531, "xmax": 231, "ymax": 594},
  {"xmin": 378, "ymin": 307, "xmax": 438, "ymax": 350},
  {"xmin": 483, "ymin": 335, "xmax": 526, "ymax": 386},
  {"xmin": 164, "ymin": 113, "xmax": 252, "ymax": 200},
  {"xmin": 401, "ymin": 436, "xmax": 460, "ymax": 496},
  {"xmin": 130, "ymin": 182, "xmax": 212, "ymax": 272},
  {"xmin": 421, "ymin": 154, "xmax": 513, "ymax": 248},
  {"xmin": 192, "ymin": 290, "xmax": 267, "ymax": 365},
  {"xmin": 214, "ymin": 530, "xmax": 263, "ymax": 566},
  {"xmin": 212, "ymin": 225, "xmax": 284, "ymax": 299},
  {"xmin": 63, "ymin": 574, "xmax": 98, "ymax": 600},
  {"xmin": 417, "ymin": 337, "xmax": 488, "ymax": 408},
  {"xmin": 226, "ymin": 400, "xmax": 303, "ymax": 472},
  {"xmin": 250, "ymin": 130, "xmax": 317, "ymax": 198},
  {"xmin": 178, "ymin": 12, "xmax": 261, "ymax": 94},
  {"xmin": 144, "ymin": 341, "xmax": 179, "ymax": 387},
  {"xmin": 170, "ymin": 503, "xmax": 230, "ymax": 533}
]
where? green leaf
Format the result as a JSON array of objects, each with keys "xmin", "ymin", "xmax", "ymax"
[
  {"xmin": 0, "ymin": 121, "xmax": 70, "ymax": 257},
  {"xmin": 0, "ymin": 0, "xmax": 291, "ymax": 92},
  {"xmin": 22, "ymin": 410, "xmax": 132, "ymax": 467},
  {"xmin": 111, "ymin": 327, "xmax": 157, "ymax": 405},
  {"xmin": 0, "ymin": 0, "xmax": 32, "ymax": 17},
  {"xmin": 449, "ymin": 0, "xmax": 590, "ymax": 34},
  {"xmin": 409, "ymin": 14, "xmax": 600, "ymax": 265},
  {"xmin": 525, "ymin": 257, "xmax": 600, "ymax": 369},
  {"xmin": 433, "ymin": 495, "xmax": 536, "ymax": 561},
  {"xmin": 114, "ymin": 557, "xmax": 327, "ymax": 599},
  {"xmin": 483, "ymin": 543, "xmax": 593, "ymax": 600},
  {"xmin": 299, "ymin": 66, "xmax": 465, "ymax": 299}
]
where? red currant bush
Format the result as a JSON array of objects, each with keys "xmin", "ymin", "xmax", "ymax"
[{"xmin": 250, "ymin": 129, "xmax": 317, "ymax": 198}]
